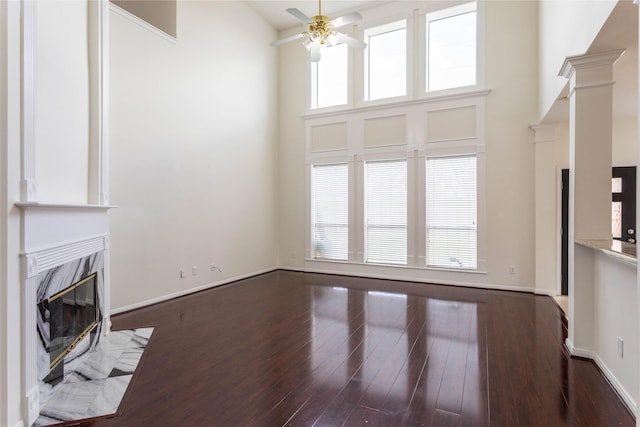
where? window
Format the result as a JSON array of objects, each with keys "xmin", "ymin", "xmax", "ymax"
[
  {"xmin": 365, "ymin": 160, "xmax": 407, "ymax": 264},
  {"xmin": 312, "ymin": 163, "xmax": 349, "ymax": 260},
  {"xmin": 426, "ymin": 3, "xmax": 477, "ymax": 92},
  {"xmin": 426, "ymin": 155, "xmax": 477, "ymax": 269},
  {"xmin": 364, "ymin": 20, "xmax": 407, "ymax": 101},
  {"xmin": 311, "ymin": 44, "xmax": 348, "ymax": 109}
]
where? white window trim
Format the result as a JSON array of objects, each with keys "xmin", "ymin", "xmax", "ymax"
[
  {"xmin": 361, "ymin": 19, "xmax": 411, "ymax": 105},
  {"xmin": 304, "ymin": 1, "xmax": 485, "ymax": 117},
  {"xmin": 419, "ymin": 1, "xmax": 485, "ymax": 98},
  {"xmin": 305, "ymin": 91, "xmax": 487, "ymax": 276}
]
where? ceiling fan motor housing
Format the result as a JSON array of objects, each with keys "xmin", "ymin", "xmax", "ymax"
[{"xmin": 309, "ymin": 15, "xmax": 333, "ymax": 42}]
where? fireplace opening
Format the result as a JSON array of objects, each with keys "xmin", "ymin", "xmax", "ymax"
[{"xmin": 49, "ymin": 273, "xmax": 99, "ymax": 369}]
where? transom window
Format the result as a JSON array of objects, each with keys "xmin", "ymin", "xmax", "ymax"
[
  {"xmin": 311, "ymin": 44, "xmax": 348, "ymax": 109},
  {"xmin": 426, "ymin": 2, "xmax": 477, "ymax": 92},
  {"xmin": 364, "ymin": 20, "xmax": 407, "ymax": 101}
]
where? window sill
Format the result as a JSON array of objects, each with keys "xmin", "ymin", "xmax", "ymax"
[
  {"xmin": 305, "ymin": 257, "xmax": 487, "ymax": 275},
  {"xmin": 303, "ymin": 87, "xmax": 491, "ymax": 120}
]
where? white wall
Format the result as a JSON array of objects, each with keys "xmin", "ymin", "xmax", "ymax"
[
  {"xmin": 278, "ymin": 1, "xmax": 539, "ymax": 291},
  {"xmin": 538, "ymin": 0, "xmax": 616, "ymax": 121},
  {"xmin": 109, "ymin": 1, "xmax": 279, "ymax": 311},
  {"xmin": 593, "ymin": 252, "xmax": 638, "ymax": 409},
  {"xmin": 35, "ymin": 0, "xmax": 90, "ymax": 204}
]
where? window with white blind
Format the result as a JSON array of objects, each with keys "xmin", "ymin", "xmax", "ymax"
[
  {"xmin": 311, "ymin": 44, "xmax": 348, "ymax": 109},
  {"xmin": 426, "ymin": 2, "xmax": 477, "ymax": 92},
  {"xmin": 364, "ymin": 20, "xmax": 407, "ymax": 101},
  {"xmin": 312, "ymin": 163, "xmax": 349, "ymax": 260},
  {"xmin": 426, "ymin": 155, "xmax": 477, "ymax": 269},
  {"xmin": 365, "ymin": 160, "xmax": 407, "ymax": 264}
]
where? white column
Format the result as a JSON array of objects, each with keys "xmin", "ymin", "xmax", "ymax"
[
  {"xmin": 559, "ymin": 49, "xmax": 624, "ymax": 354},
  {"xmin": 530, "ymin": 124, "xmax": 557, "ymax": 296}
]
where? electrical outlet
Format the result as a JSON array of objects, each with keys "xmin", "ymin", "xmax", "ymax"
[
  {"xmin": 509, "ymin": 265, "xmax": 516, "ymax": 275},
  {"xmin": 180, "ymin": 269, "xmax": 186, "ymax": 279},
  {"xmin": 192, "ymin": 266, "xmax": 197, "ymax": 276},
  {"xmin": 291, "ymin": 252, "xmax": 296, "ymax": 259},
  {"xmin": 618, "ymin": 337, "xmax": 624, "ymax": 358}
]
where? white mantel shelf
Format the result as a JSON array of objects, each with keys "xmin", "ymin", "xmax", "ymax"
[
  {"xmin": 575, "ymin": 239, "xmax": 637, "ymax": 265},
  {"xmin": 15, "ymin": 202, "xmax": 118, "ymax": 210}
]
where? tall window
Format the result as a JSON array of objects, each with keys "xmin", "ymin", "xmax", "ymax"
[
  {"xmin": 365, "ymin": 160, "xmax": 407, "ymax": 264},
  {"xmin": 426, "ymin": 2, "xmax": 477, "ymax": 92},
  {"xmin": 426, "ymin": 155, "xmax": 477, "ymax": 269},
  {"xmin": 312, "ymin": 163, "xmax": 349, "ymax": 260},
  {"xmin": 311, "ymin": 44, "xmax": 348, "ymax": 109},
  {"xmin": 364, "ymin": 20, "xmax": 407, "ymax": 101}
]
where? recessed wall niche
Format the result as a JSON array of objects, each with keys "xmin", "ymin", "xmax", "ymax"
[{"xmin": 110, "ymin": 0, "xmax": 177, "ymax": 38}]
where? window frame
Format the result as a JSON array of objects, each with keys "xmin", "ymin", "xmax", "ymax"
[
  {"xmin": 421, "ymin": 1, "xmax": 482, "ymax": 97},
  {"xmin": 309, "ymin": 43, "xmax": 350, "ymax": 111},
  {"xmin": 424, "ymin": 153, "xmax": 478, "ymax": 270},
  {"xmin": 304, "ymin": 91, "xmax": 487, "ymax": 276},
  {"xmin": 363, "ymin": 157, "xmax": 409, "ymax": 265},
  {"xmin": 362, "ymin": 19, "xmax": 409, "ymax": 104},
  {"xmin": 310, "ymin": 162, "xmax": 350, "ymax": 261}
]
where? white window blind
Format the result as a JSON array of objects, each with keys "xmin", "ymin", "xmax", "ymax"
[
  {"xmin": 427, "ymin": 3, "xmax": 477, "ymax": 92},
  {"xmin": 365, "ymin": 160, "xmax": 407, "ymax": 264},
  {"xmin": 311, "ymin": 44, "xmax": 348, "ymax": 109},
  {"xmin": 365, "ymin": 21, "xmax": 407, "ymax": 101},
  {"xmin": 312, "ymin": 163, "xmax": 348, "ymax": 260},
  {"xmin": 426, "ymin": 155, "xmax": 477, "ymax": 269}
]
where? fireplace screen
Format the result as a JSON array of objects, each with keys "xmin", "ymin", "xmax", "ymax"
[{"xmin": 49, "ymin": 273, "xmax": 98, "ymax": 368}]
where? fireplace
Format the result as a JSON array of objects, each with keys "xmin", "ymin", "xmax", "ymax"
[{"xmin": 47, "ymin": 273, "xmax": 99, "ymax": 369}]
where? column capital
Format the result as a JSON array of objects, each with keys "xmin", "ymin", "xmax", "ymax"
[
  {"xmin": 559, "ymin": 49, "xmax": 626, "ymax": 79},
  {"xmin": 529, "ymin": 123, "xmax": 556, "ymax": 144}
]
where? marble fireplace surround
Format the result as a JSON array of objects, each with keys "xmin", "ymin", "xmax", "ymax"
[{"xmin": 17, "ymin": 203, "xmax": 115, "ymax": 426}]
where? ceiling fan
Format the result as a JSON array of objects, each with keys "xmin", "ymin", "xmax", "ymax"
[{"xmin": 270, "ymin": 0, "xmax": 367, "ymax": 62}]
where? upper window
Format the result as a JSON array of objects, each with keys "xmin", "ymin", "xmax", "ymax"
[
  {"xmin": 426, "ymin": 2, "xmax": 477, "ymax": 92},
  {"xmin": 312, "ymin": 163, "xmax": 349, "ymax": 260},
  {"xmin": 311, "ymin": 44, "xmax": 348, "ymax": 109},
  {"xmin": 364, "ymin": 20, "xmax": 407, "ymax": 101},
  {"xmin": 365, "ymin": 159, "xmax": 407, "ymax": 264},
  {"xmin": 425, "ymin": 155, "xmax": 477, "ymax": 269}
]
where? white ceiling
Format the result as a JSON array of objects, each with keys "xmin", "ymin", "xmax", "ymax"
[{"xmin": 246, "ymin": 1, "xmax": 388, "ymax": 31}]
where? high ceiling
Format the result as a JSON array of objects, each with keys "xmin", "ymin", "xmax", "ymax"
[{"xmin": 246, "ymin": 1, "xmax": 389, "ymax": 31}]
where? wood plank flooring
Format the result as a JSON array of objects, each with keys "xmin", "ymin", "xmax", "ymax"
[{"xmin": 81, "ymin": 271, "xmax": 634, "ymax": 426}]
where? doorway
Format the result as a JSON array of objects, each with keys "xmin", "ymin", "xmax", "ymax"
[{"xmin": 560, "ymin": 167, "xmax": 636, "ymax": 296}]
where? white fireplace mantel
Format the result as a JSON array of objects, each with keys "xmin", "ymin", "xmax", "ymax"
[{"xmin": 16, "ymin": 202, "xmax": 116, "ymax": 425}]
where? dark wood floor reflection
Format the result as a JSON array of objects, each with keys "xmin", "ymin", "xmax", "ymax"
[{"xmin": 86, "ymin": 271, "xmax": 634, "ymax": 426}]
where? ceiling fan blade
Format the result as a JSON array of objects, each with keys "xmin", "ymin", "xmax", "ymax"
[
  {"xmin": 330, "ymin": 12, "xmax": 363, "ymax": 29},
  {"xmin": 286, "ymin": 8, "xmax": 311, "ymax": 25},
  {"xmin": 310, "ymin": 44, "xmax": 322, "ymax": 62},
  {"xmin": 270, "ymin": 32, "xmax": 305, "ymax": 47},
  {"xmin": 337, "ymin": 32, "xmax": 367, "ymax": 50}
]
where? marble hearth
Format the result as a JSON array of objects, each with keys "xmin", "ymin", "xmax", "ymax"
[{"xmin": 34, "ymin": 327, "xmax": 154, "ymax": 426}]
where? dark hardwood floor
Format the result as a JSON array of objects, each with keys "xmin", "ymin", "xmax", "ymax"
[{"xmin": 83, "ymin": 271, "xmax": 634, "ymax": 426}]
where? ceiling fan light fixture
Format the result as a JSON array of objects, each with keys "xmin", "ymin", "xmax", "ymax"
[
  {"xmin": 270, "ymin": 0, "xmax": 366, "ymax": 62},
  {"xmin": 327, "ymin": 32, "xmax": 339, "ymax": 47}
]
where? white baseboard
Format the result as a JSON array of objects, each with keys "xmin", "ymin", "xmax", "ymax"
[
  {"xmin": 110, "ymin": 266, "xmax": 279, "ymax": 315},
  {"xmin": 13, "ymin": 421, "xmax": 25, "ymax": 427},
  {"xmin": 592, "ymin": 354, "xmax": 637, "ymax": 416},
  {"xmin": 565, "ymin": 338, "xmax": 637, "ymax": 416},
  {"xmin": 534, "ymin": 289, "xmax": 557, "ymax": 296}
]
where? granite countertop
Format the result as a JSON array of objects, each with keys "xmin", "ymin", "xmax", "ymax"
[{"xmin": 575, "ymin": 239, "xmax": 637, "ymax": 265}]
